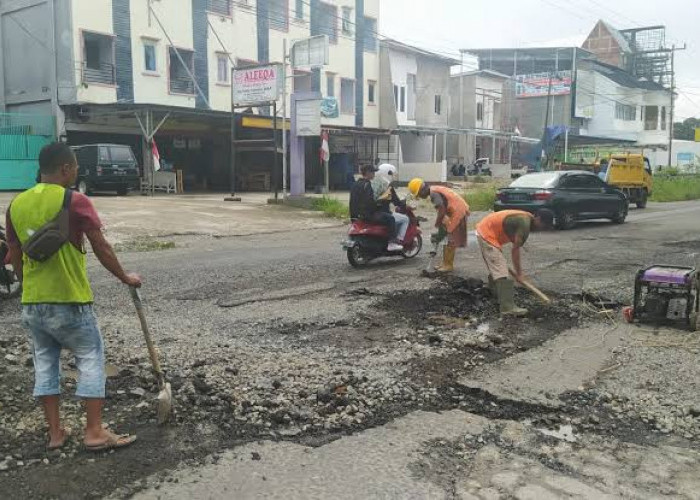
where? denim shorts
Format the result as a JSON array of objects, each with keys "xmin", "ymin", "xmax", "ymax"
[{"xmin": 21, "ymin": 304, "xmax": 105, "ymax": 399}]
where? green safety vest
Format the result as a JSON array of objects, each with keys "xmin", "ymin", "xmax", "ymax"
[{"xmin": 10, "ymin": 183, "xmax": 93, "ymax": 304}]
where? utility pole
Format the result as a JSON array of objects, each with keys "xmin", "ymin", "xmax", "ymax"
[
  {"xmin": 542, "ymin": 72, "xmax": 555, "ymax": 168},
  {"xmin": 668, "ymin": 44, "xmax": 687, "ymax": 167}
]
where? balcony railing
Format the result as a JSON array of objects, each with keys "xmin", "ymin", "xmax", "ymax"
[
  {"xmin": 82, "ymin": 62, "xmax": 116, "ymax": 85},
  {"xmin": 169, "ymin": 77, "xmax": 195, "ymax": 95}
]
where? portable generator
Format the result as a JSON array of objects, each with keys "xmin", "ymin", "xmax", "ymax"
[{"xmin": 633, "ymin": 266, "xmax": 699, "ymax": 331}]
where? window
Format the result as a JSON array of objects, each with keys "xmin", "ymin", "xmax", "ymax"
[
  {"xmin": 295, "ymin": 0, "xmax": 304, "ymax": 20},
  {"xmin": 477, "ymin": 102, "xmax": 483, "ymax": 121},
  {"xmin": 363, "ymin": 17, "xmax": 377, "ymax": 52},
  {"xmin": 82, "ymin": 32, "xmax": 115, "ymax": 85},
  {"xmin": 661, "ymin": 106, "xmax": 667, "ymax": 131},
  {"xmin": 216, "ymin": 54, "xmax": 229, "ymax": 83},
  {"xmin": 393, "ymin": 85, "xmax": 399, "ymax": 109},
  {"xmin": 294, "ymin": 70, "xmax": 311, "ymax": 93},
  {"xmin": 169, "ymin": 47, "xmax": 195, "ymax": 94},
  {"xmin": 319, "ymin": 3, "xmax": 337, "ymax": 44},
  {"xmin": 341, "ymin": 79, "xmax": 355, "ymax": 114},
  {"xmin": 368, "ymin": 81, "xmax": 376, "ymax": 104},
  {"xmin": 269, "ymin": 0, "xmax": 289, "ymax": 31},
  {"xmin": 341, "ymin": 6, "xmax": 353, "ymax": 35},
  {"xmin": 143, "ymin": 41, "xmax": 157, "ymax": 72},
  {"xmin": 98, "ymin": 146, "xmax": 111, "ymax": 163},
  {"xmin": 644, "ymin": 105, "xmax": 659, "ymax": 130},
  {"xmin": 562, "ymin": 175, "xmax": 603, "ymax": 189},
  {"xmin": 109, "ymin": 145, "xmax": 135, "ymax": 163},
  {"xmin": 435, "ymin": 94, "xmax": 442, "ymax": 115},
  {"xmin": 407, "ymin": 74, "xmax": 416, "ymax": 120},
  {"xmin": 400, "ymin": 86, "xmax": 406, "ymax": 112},
  {"xmin": 326, "ymin": 73, "xmax": 335, "ymax": 97},
  {"xmin": 207, "ymin": 0, "xmax": 231, "ymax": 15},
  {"xmin": 615, "ymin": 102, "xmax": 636, "ymax": 121}
]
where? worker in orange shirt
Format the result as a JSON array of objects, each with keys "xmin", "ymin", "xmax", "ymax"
[
  {"xmin": 408, "ymin": 178, "xmax": 470, "ymax": 273},
  {"xmin": 475, "ymin": 209, "xmax": 554, "ymax": 316}
]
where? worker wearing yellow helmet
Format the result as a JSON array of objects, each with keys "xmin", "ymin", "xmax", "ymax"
[{"xmin": 408, "ymin": 178, "xmax": 470, "ymax": 272}]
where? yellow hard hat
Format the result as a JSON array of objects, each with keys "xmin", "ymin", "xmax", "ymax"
[{"xmin": 408, "ymin": 178, "xmax": 424, "ymax": 196}]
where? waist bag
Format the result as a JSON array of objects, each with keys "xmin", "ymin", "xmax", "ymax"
[{"xmin": 21, "ymin": 189, "xmax": 72, "ymax": 262}]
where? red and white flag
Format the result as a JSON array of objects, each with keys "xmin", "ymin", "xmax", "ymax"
[{"xmin": 152, "ymin": 140, "xmax": 161, "ymax": 171}]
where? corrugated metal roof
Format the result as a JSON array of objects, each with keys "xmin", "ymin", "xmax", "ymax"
[{"xmin": 590, "ymin": 60, "xmax": 668, "ymax": 91}]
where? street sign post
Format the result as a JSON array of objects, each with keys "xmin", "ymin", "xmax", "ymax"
[{"xmin": 228, "ymin": 63, "xmax": 284, "ymax": 202}]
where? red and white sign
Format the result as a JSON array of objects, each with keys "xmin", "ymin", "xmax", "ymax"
[
  {"xmin": 516, "ymin": 71, "xmax": 572, "ymax": 98},
  {"xmin": 232, "ymin": 64, "xmax": 283, "ymax": 105}
]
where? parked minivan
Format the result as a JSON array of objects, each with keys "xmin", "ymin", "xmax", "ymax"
[{"xmin": 71, "ymin": 144, "xmax": 140, "ymax": 195}]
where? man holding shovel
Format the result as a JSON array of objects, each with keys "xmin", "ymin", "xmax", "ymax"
[
  {"xmin": 6, "ymin": 143, "xmax": 141, "ymax": 451},
  {"xmin": 475, "ymin": 209, "xmax": 554, "ymax": 317},
  {"xmin": 408, "ymin": 178, "xmax": 470, "ymax": 273}
]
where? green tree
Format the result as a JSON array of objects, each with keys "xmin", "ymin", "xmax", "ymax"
[{"xmin": 673, "ymin": 117, "xmax": 700, "ymax": 140}]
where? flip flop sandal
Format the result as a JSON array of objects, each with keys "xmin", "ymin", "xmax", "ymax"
[
  {"xmin": 85, "ymin": 433, "xmax": 137, "ymax": 452},
  {"xmin": 46, "ymin": 427, "xmax": 72, "ymax": 451}
]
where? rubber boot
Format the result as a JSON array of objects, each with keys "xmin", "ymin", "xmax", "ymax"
[
  {"xmin": 436, "ymin": 246, "xmax": 456, "ymax": 273},
  {"xmin": 488, "ymin": 275, "xmax": 496, "ymax": 295},
  {"xmin": 495, "ymin": 278, "xmax": 528, "ymax": 317}
]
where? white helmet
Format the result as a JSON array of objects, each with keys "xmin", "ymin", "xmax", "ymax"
[{"xmin": 376, "ymin": 163, "xmax": 396, "ymax": 183}]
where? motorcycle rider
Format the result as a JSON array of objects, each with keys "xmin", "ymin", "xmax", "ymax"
[
  {"xmin": 408, "ymin": 178, "xmax": 470, "ymax": 273},
  {"xmin": 372, "ymin": 164, "xmax": 409, "ymax": 246},
  {"xmin": 349, "ymin": 164, "xmax": 403, "ymax": 252}
]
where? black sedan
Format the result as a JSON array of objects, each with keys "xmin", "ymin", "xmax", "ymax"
[{"xmin": 494, "ymin": 171, "xmax": 628, "ymax": 230}]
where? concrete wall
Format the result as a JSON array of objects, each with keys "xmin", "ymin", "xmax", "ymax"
[
  {"xmin": 415, "ymin": 56, "xmax": 450, "ymax": 128},
  {"xmin": 396, "ymin": 161, "xmax": 445, "ymax": 183},
  {"xmin": 0, "ymin": 0, "xmax": 74, "ymax": 131},
  {"xmin": 386, "ymin": 48, "xmax": 417, "ymax": 126}
]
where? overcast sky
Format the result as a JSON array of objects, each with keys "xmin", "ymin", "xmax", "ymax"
[{"xmin": 380, "ymin": 0, "xmax": 700, "ymax": 121}]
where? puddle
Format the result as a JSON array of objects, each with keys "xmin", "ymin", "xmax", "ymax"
[{"xmin": 537, "ymin": 424, "xmax": 578, "ymax": 443}]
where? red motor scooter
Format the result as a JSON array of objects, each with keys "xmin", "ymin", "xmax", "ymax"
[{"xmin": 342, "ymin": 205, "xmax": 423, "ymax": 267}]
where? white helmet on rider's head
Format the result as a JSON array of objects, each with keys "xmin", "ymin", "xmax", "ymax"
[{"xmin": 376, "ymin": 163, "xmax": 397, "ymax": 183}]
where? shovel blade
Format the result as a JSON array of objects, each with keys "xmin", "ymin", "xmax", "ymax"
[{"xmin": 156, "ymin": 382, "xmax": 173, "ymax": 425}]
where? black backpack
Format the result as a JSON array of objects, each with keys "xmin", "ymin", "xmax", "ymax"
[{"xmin": 20, "ymin": 189, "xmax": 72, "ymax": 262}]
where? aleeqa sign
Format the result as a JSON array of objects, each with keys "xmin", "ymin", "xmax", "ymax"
[{"xmin": 233, "ymin": 64, "xmax": 283, "ymax": 105}]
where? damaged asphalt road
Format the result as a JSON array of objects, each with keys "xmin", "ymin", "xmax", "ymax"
[{"xmin": 1, "ymin": 202, "xmax": 700, "ymax": 498}]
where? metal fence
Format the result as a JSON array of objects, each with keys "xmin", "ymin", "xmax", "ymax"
[{"xmin": 0, "ymin": 113, "xmax": 55, "ymax": 190}]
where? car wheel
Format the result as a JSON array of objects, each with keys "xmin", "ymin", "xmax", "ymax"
[
  {"xmin": 611, "ymin": 207, "xmax": 627, "ymax": 224},
  {"xmin": 636, "ymin": 189, "xmax": 648, "ymax": 209},
  {"xmin": 556, "ymin": 210, "xmax": 577, "ymax": 230},
  {"xmin": 77, "ymin": 180, "xmax": 91, "ymax": 195}
]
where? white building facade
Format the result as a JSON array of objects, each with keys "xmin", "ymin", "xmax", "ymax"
[{"xmin": 0, "ymin": 0, "xmax": 383, "ymax": 191}]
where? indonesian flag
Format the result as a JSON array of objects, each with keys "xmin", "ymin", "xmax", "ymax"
[
  {"xmin": 152, "ymin": 140, "xmax": 161, "ymax": 171},
  {"xmin": 320, "ymin": 130, "xmax": 330, "ymax": 163}
]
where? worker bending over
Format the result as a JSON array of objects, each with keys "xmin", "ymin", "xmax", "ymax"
[
  {"xmin": 408, "ymin": 178, "xmax": 470, "ymax": 273},
  {"xmin": 475, "ymin": 209, "xmax": 554, "ymax": 316}
]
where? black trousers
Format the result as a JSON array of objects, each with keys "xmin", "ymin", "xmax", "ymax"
[{"xmin": 369, "ymin": 211, "xmax": 397, "ymax": 239}]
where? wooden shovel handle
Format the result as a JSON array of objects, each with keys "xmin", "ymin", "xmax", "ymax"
[
  {"xmin": 509, "ymin": 269, "xmax": 551, "ymax": 304},
  {"xmin": 130, "ymin": 287, "xmax": 165, "ymax": 381}
]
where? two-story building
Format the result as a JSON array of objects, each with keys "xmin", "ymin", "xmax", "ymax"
[
  {"xmin": 0, "ymin": 0, "xmax": 383, "ymax": 192},
  {"xmin": 378, "ymin": 39, "xmax": 457, "ymax": 181}
]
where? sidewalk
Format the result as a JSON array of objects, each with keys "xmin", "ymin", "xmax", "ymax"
[{"xmin": 0, "ymin": 192, "xmax": 346, "ymax": 244}]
